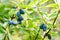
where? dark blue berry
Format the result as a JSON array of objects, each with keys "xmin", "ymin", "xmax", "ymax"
[
  {"xmin": 43, "ymin": 25, "xmax": 46, "ymax": 31},
  {"xmin": 16, "ymin": 9, "xmax": 24, "ymax": 17},
  {"xmin": 47, "ymin": 34, "xmax": 51, "ymax": 40},
  {"xmin": 16, "ymin": 11, "xmax": 20, "ymax": 17},
  {"xmin": 40, "ymin": 24, "xmax": 47, "ymax": 31},
  {"xmin": 17, "ymin": 16, "xmax": 23, "ymax": 24},
  {"xmin": 8, "ymin": 20, "xmax": 13, "ymax": 24},
  {"xmin": 17, "ymin": 16, "xmax": 23, "ymax": 21},
  {"xmin": 40, "ymin": 24, "xmax": 44, "ymax": 29},
  {"xmin": 20, "ymin": 9, "xmax": 24, "ymax": 14}
]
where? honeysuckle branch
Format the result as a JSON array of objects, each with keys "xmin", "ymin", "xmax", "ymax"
[
  {"xmin": 42, "ymin": 10, "xmax": 60, "ymax": 40},
  {"xmin": 42, "ymin": 29, "xmax": 51, "ymax": 40},
  {"xmin": 35, "ymin": 6, "xmax": 48, "ymax": 40},
  {"xmin": 37, "ymin": 6, "xmax": 48, "ymax": 25},
  {"xmin": 53, "ymin": 10, "xmax": 60, "ymax": 26},
  {"xmin": 35, "ymin": 5, "xmax": 60, "ymax": 40}
]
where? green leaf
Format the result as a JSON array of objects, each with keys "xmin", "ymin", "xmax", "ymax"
[
  {"xmin": 28, "ymin": 20, "xmax": 33, "ymax": 28},
  {"xmin": 28, "ymin": 0, "xmax": 37, "ymax": 8},
  {"xmin": 8, "ymin": 9, "xmax": 16, "ymax": 16},
  {"xmin": 45, "ymin": 4, "xmax": 58, "ymax": 8},
  {"xmin": 0, "ymin": 5, "xmax": 5, "ymax": 13},
  {"xmin": 20, "ymin": 4, "xmax": 27, "ymax": 9},
  {"xmin": 37, "ymin": 0, "xmax": 48, "ymax": 5},
  {"xmin": 47, "ymin": 23, "xmax": 53, "ymax": 29},
  {"xmin": 49, "ymin": 13, "xmax": 57, "ymax": 18},
  {"xmin": 0, "ymin": 25, "xmax": 5, "ymax": 33},
  {"xmin": 38, "ymin": 4, "xmax": 58, "ymax": 9}
]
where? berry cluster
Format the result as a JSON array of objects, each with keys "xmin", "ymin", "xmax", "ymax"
[
  {"xmin": 16, "ymin": 9, "xmax": 24, "ymax": 24},
  {"xmin": 8, "ymin": 9, "xmax": 24, "ymax": 25}
]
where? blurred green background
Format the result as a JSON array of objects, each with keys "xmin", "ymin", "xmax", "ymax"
[{"xmin": 0, "ymin": 0, "xmax": 60, "ymax": 40}]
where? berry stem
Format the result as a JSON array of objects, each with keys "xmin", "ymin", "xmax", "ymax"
[
  {"xmin": 10, "ymin": 14, "xmax": 15, "ymax": 20},
  {"xmin": 42, "ymin": 29, "xmax": 51, "ymax": 40}
]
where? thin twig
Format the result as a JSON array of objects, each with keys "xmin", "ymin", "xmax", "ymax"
[
  {"xmin": 42, "ymin": 29, "xmax": 51, "ymax": 40},
  {"xmin": 53, "ymin": 10, "xmax": 60, "ymax": 25}
]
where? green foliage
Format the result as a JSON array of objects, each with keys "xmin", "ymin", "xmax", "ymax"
[{"xmin": 0, "ymin": 0, "xmax": 60, "ymax": 40}]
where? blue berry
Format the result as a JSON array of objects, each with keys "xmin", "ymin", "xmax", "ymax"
[
  {"xmin": 17, "ymin": 16, "xmax": 23, "ymax": 24},
  {"xmin": 47, "ymin": 34, "xmax": 51, "ymax": 40},
  {"xmin": 16, "ymin": 11, "xmax": 20, "ymax": 17},
  {"xmin": 16, "ymin": 9, "xmax": 24, "ymax": 17},
  {"xmin": 8, "ymin": 20, "xmax": 13, "ymax": 24},
  {"xmin": 43, "ymin": 25, "xmax": 46, "ymax": 31},
  {"xmin": 40, "ymin": 24, "xmax": 44, "ymax": 29},
  {"xmin": 17, "ymin": 16, "xmax": 23, "ymax": 21},
  {"xmin": 40, "ymin": 24, "xmax": 47, "ymax": 31},
  {"xmin": 20, "ymin": 9, "xmax": 24, "ymax": 14},
  {"xmin": 12, "ymin": 21, "xmax": 18, "ymax": 25}
]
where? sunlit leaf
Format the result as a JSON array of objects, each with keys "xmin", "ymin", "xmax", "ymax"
[
  {"xmin": 37, "ymin": 0, "xmax": 48, "ymax": 5},
  {"xmin": 28, "ymin": 0, "xmax": 37, "ymax": 8},
  {"xmin": 45, "ymin": 3, "xmax": 58, "ymax": 8}
]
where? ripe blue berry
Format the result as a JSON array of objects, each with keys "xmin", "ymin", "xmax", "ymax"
[
  {"xmin": 12, "ymin": 21, "xmax": 18, "ymax": 25},
  {"xmin": 40, "ymin": 24, "xmax": 44, "ymax": 29},
  {"xmin": 20, "ymin": 9, "xmax": 24, "ymax": 14},
  {"xmin": 17, "ymin": 16, "xmax": 23, "ymax": 24},
  {"xmin": 16, "ymin": 9, "xmax": 24, "ymax": 17},
  {"xmin": 43, "ymin": 25, "xmax": 46, "ymax": 31},
  {"xmin": 47, "ymin": 34, "xmax": 51, "ymax": 40},
  {"xmin": 40, "ymin": 24, "xmax": 47, "ymax": 31},
  {"xmin": 17, "ymin": 16, "xmax": 23, "ymax": 21},
  {"xmin": 16, "ymin": 11, "xmax": 20, "ymax": 17},
  {"xmin": 8, "ymin": 20, "xmax": 13, "ymax": 24}
]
